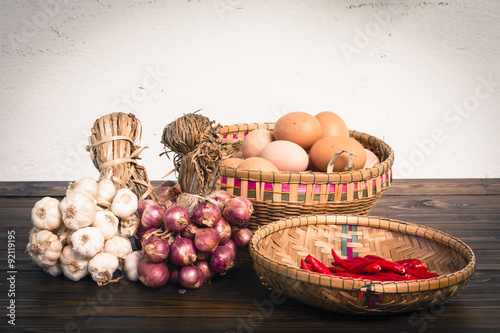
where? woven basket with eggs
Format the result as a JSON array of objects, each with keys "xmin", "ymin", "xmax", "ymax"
[{"xmin": 218, "ymin": 112, "xmax": 394, "ymax": 231}]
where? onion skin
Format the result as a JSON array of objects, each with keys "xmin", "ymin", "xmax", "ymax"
[
  {"xmin": 207, "ymin": 190, "xmax": 232, "ymax": 209},
  {"xmin": 180, "ymin": 222, "xmax": 198, "ymax": 240},
  {"xmin": 194, "ymin": 228, "xmax": 220, "ymax": 253},
  {"xmin": 224, "ymin": 239, "xmax": 237, "ymax": 254},
  {"xmin": 167, "ymin": 263, "xmax": 181, "ymax": 285},
  {"xmin": 142, "ymin": 235, "xmax": 170, "ymax": 263},
  {"xmin": 163, "ymin": 205, "xmax": 190, "ymax": 232},
  {"xmin": 179, "ymin": 265, "xmax": 205, "ymax": 289},
  {"xmin": 138, "ymin": 199, "xmax": 156, "ymax": 220},
  {"xmin": 141, "ymin": 204, "xmax": 166, "ymax": 229},
  {"xmin": 157, "ymin": 180, "xmax": 182, "ymax": 203},
  {"xmin": 196, "ymin": 260, "xmax": 216, "ymax": 282},
  {"xmin": 233, "ymin": 228, "xmax": 253, "ymax": 250},
  {"xmin": 138, "ymin": 259, "xmax": 169, "ymax": 288},
  {"xmin": 169, "ymin": 237, "xmax": 197, "ymax": 266},
  {"xmin": 223, "ymin": 198, "xmax": 253, "ymax": 228},
  {"xmin": 213, "ymin": 217, "xmax": 231, "ymax": 245},
  {"xmin": 210, "ymin": 245, "xmax": 236, "ymax": 274},
  {"xmin": 192, "ymin": 201, "xmax": 221, "ymax": 228}
]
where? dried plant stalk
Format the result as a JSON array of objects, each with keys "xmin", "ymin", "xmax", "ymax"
[
  {"xmin": 161, "ymin": 111, "xmax": 224, "ymax": 213},
  {"xmin": 87, "ymin": 112, "xmax": 159, "ymax": 202}
]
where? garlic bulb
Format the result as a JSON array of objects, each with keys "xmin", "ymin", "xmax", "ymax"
[
  {"xmin": 124, "ymin": 251, "xmax": 144, "ymax": 282},
  {"xmin": 120, "ymin": 213, "xmax": 140, "ymax": 237},
  {"xmin": 103, "ymin": 235, "xmax": 132, "ymax": 267},
  {"xmin": 26, "ymin": 229, "xmax": 63, "ymax": 268},
  {"xmin": 59, "ymin": 245, "xmax": 89, "ymax": 282},
  {"xmin": 66, "ymin": 177, "xmax": 99, "ymax": 201},
  {"xmin": 56, "ymin": 224, "xmax": 73, "ymax": 246},
  {"xmin": 92, "ymin": 210, "xmax": 119, "ymax": 240},
  {"xmin": 71, "ymin": 227, "xmax": 105, "ymax": 258},
  {"xmin": 44, "ymin": 262, "xmax": 62, "ymax": 277},
  {"xmin": 31, "ymin": 197, "xmax": 62, "ymax": 231},
  {"xmin": 60, "ymin": 191, "xmax": 97, "ymax": 230},
  {"xmin": 88, "ymin": 252, "xmax": 120, "ymax": 285},
  {"xmin": 97, "ymin": 179, "xmax": 117, "ymax": 207},
  {"xmin": 111, "ymin": 188, "xmax": 138, "ymax": 219}
]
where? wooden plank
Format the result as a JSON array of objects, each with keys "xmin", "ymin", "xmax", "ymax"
[{"xmin": 1, "ymin": 178, "xmax": 500, "ymax": 197}]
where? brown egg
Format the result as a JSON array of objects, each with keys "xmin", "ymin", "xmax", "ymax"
[
  {"xmin": 309, "ymin": 136, "xmax": 367, "ymax": 172},
  {"xmin": 241, "ymin": 129, "xmax": 274, "ymax": 158},
  {"xmin": 273, "ymin": 112, "xmax": 322, "ymax": 150},
  {"xmin": 363, "ymin": 149, "xmax": 380, "ymax": 168},
  {"xmin": 237, "ymin": 157, "xmax": 279, "ymax": 172},
  {"xmin": 315, "ymin": 111, "xmax": 349, "ymax": 137},
  {"xmin": 259, "ymin": 140, "xmax": 309, "ymax": 172},
  {"xmin": 221, "ymin": 157, "xmax": 244, "ymax": 168}
]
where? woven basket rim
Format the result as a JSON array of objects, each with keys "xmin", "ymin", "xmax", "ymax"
[
  {"xmin": 249, "ymin": 215, "xmax": 477, "ymax": 294},
  {"xmin": 219, "ymin": 123, "xmax": 395, "ymax": 184}
]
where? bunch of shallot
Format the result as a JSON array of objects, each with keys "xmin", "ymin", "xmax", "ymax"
[
  {"xmin": 27, "ymin": 177, "xmax": 140, "ymax": 285},
  {"xmin": 131, "ymin": 181, "xmax": 254, "ymax": 289}
]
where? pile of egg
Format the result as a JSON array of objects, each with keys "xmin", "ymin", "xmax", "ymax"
[{"xmin": 222, "ymin": 111, "xmax": 380, "ymax": 173}]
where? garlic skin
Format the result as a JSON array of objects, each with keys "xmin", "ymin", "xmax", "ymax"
[
  {"xmin": 88, "ymin": 252, "xmax": 120, "ymax": 285},
  {"xmin": 92, "ymin": 210, "xmax": 119, "ymax": 240},
  {"xmin": 97, "ymin": 179, "xmax": 117, "ymax": 208},
  {"xmin": 31, "ymin": 197, "xmax": 62, "ymax": 231},
  {"xmin": 66, "ymin": 177, "xmax": 99, "ymax": 201},
  {"xmin": 71, "ymin": 227, "xmax": 105, "ymax": 258},
  {"xmin": 111, "ymin": 188, "xmax": 138, "ymax": 219},
  {"xmin": 60, "ymin": 191, "xmax": 97, "ymax": 230},
  {"xmin": 56, "ymin": 224, "xmax": 73, "ymax": 246},
  {"xmin": 120, "ymin": 213, "xmax": 140, "ymax": 237},
  {"xmin": 59, "ymin": 245, "xmax": 89, "ymax": 282},
  {"xmin": 44, "ymin": 262, "xmax": 63, "ymax": 277},
  {"xmin": 26, "ymin": 229, "xmax": 63, "ymax": 268},
  {"xmin": 103, "ymin": 235, "xmax": 133, "ymax": 268},
  {"xmin": 124, "ymin": 251, "xmax": 144, "ymax": 282}
]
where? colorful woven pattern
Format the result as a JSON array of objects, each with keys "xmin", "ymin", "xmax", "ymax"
[{"xmin": 219, "ymin": 123, "xmax": 395, "ymax": 230}]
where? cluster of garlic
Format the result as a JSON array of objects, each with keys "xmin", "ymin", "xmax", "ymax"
[{"xmin": 26, "ymin": 177, "xmax": 141, "ymax": 286}]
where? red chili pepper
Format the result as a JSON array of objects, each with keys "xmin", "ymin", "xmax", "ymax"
[
  {"xmin": 332, "ymin": 259, "xmax": 381, "ymax": 275},
  {"xmin": 300, "ymin": 259, "xmax": 312, "ymax": 271},
  {"xmin": 305, "ymin": 254, "xmax": 331, "ymax": 275},
  {"xmin": 327, "ymin": 266, "xmax": 346, "ymax": 273},
  {"xmin": 372, "ymin": 272, "xmax": 407, "ymax": 281},
  {"xmin": 405, "ymin": 268, "xmax": 440, "ymax": 279},
  {"xmin": 359, "ymin": 257, "xmax": 406, "ymax": 275},
  {"xmin": 346, "ymin": 259, "xmax": 375, "ymax": 274},
  {"xmin": 364, "ymin": 254, "xmax": 387, "ymax": 261},
  {"xmin": 396, "ymin": 259, "xmax": 428, "ymax": 272},
  {"xmin": 333, "ymin": 272, "xmax": 386, "ymax": 282},
  {"xmin": 331, "ymin": 249, "xmax": 347, "ymax": 269}
]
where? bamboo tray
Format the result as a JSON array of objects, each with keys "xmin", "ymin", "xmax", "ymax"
[
  {"xmin": 219, "ymin": 123, "xmax": 394, "ymax": 230},
  {"xmin": 249, "ymin": 215, "xmax": 476, "ymax": 314}
]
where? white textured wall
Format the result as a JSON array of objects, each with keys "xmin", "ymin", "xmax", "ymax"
[{"xmin": 1, "ymin": 0, "xmax": 499, "ymax": 181}]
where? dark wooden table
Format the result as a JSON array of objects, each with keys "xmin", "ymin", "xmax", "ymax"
[{"xmin": 1, "ymin": 179, "xmax": 499, "ymax": 333}]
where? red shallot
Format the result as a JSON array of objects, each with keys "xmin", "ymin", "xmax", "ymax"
[
  {"xmin": 192, "ymin": 201, "xmax": 221, "ymax": 228},
  {"xmin": 169, "ymin": 237, "xmax": 197, "ymax": 266},
  {"xmin": 163, "ymin": 205, "xmax": 190, "ymax": 232},
  {"xmin": 141, "ymin": 204, "xmax": 166, "ymax": 229},
  {"xmin": 194, "ymin": 228, "xmax": 220, "ymax": 253},
  {"xmin": 210, "ymin": 245, "xmax": 236, "ymax": 274},
  {"xmin": 213, "ymin": 217, "xmax": 231, "ymax": 245},
  {"xmin": 179, "ymin": 265, "xmax": 205, "ymax": 289},
  {"xmin": 233, "ymin": 228, "xmax": 253, "ymax": 249},
  {"xmin": 142, "ymin": 235, "xmax": 170, "ymax": 263},
  {"xmin": 138, "ymin": 259, "xmax": 169, "ymax": 288}
]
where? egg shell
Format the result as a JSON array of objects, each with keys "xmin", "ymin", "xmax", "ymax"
[
  {"xmin": 363, "ymin": 149, "xmax": 380, "ymax": 168},
  {"xmin": 259, "ymin": 140, "xmax": 309, "ymax": 172},
  {"xmin": 221, "ymin": 158, "xmax": 244, "ymax": 168},
  {"xmin": 309, "ymin": 136, "xmax": 367, "ymax": 172},
  {"xmin": 273, "ymin": 112, "xmax": 322, "ymax": 150},
  {"xmin": 315, "ymin": 111, "xmax": 349, "ymax": 138},
  {"xmin": 241, "ymin": 129, "xmax": 274, "ymax": 158},
  {"xmin": 238, "ymin": 157, "xmax": 279, "ymax": 172}
]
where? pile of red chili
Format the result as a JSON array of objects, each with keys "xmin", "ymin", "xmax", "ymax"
[{"xmin": 300, "ymin": 250, "xmax": 440, "ymax": 281}]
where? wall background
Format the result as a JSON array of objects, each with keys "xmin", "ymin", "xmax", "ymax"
[{"xmin": 1, "ymin": 0, "xmax": 499, "ymax": 181}]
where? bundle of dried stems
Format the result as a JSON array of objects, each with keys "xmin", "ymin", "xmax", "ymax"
[
  {"xmin": 161, "ymin": 110, "xmax": 225, "ymax": 213},
  {"xmin": 87, "ymin": 112, "xmax": 159, "ymax": 202}
]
